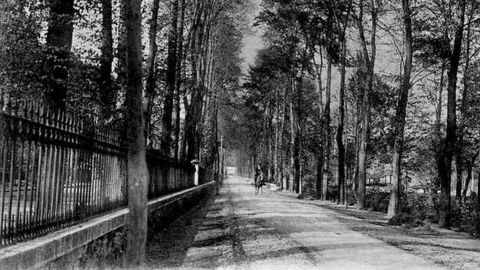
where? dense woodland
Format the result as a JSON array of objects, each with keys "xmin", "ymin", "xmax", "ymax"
[
  {"xmin": 230, "ymin": 0, "xmax": 480, "ymax": 237},
  {"xmin": 2, "ymin": 0, "xmax": 480, "ymax": 266}
]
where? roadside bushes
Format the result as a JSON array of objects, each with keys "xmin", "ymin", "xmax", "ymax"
[
  {"xmin": 399, "ymin": 192, "xmax": 439, "ymax": 222},
  {"xmin": 450, "ymin": 194, "xmax": 479, "ymax": 235},
  {"xmin": 355, "ymin": 187, "xmax": 480, "ymax": 236},
  {"xmin": 363, "ymin": 189, "xmax": 438, "ymax": 222},
  {"xmin": 362, "ymin": 189, "xmax": 440, "ymax": 220},
  {"xmin": 388, "ymin": 192, "xmax": 479, "ymax": 235},
  {"xmin": 398, "ymin": 192, "xmax": 478, "ymax": 233},
  {"xmin": 365, "ymin": 189, "xmax": 389, "ymax": 212},
  {"xmin": 386, "ymin": 192, "xmax": 439, "ymax": 227}
]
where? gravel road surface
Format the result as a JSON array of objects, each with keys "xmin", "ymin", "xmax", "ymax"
[{"xmin": 150, "ymin": 176, "xmax": 448, "ymax": 270}]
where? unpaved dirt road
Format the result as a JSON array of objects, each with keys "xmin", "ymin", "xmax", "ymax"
[{"xmin": 158, "ymin": 176, "xmax": 445, "ymax": 270}]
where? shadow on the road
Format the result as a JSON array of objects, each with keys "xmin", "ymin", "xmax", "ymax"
[
  {"xmin": 319, "ymin": 206, "xmax": 480, "ymax": 267},
  {"xmin": 148, "ymin": 177, "xmax": 480, "ymax": 269},
  {"xmin": 183, "ymin": 253, "xmax": 227, "ymax": 269},
  {"xmin": 389, "ymin": 240, "xmax": 480, "ymax": 253},
  {"xmin": 184, "ymin": 246, "xmax": 319, "ymax": 267},
  {"xmin": 237, "ymin": 179, "xmax": 480, "ymax": 265},
  {"xmin": 192, "ymin": 232, "xmax": 228, "ymax": 248},
  {"xmin": 146, "ymin": 195, "xmax": 218, "ymax": 268}
]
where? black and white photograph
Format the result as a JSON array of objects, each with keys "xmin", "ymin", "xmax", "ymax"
[{"xmin": 1, "ymin": 0, "xmax": 480, "ymax": 269}]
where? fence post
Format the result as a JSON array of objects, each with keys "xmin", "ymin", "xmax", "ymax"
[{"xmin": 191, "ymin": 159, "xmax": 200, "ymax": 186}]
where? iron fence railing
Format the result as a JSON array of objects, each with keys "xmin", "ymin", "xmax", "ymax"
[
  {"xmin": 199, "ymin": 165, "xmax": 215, "ymax": 186},
  {"xmin": 0, "ymin": 92, "xmax": 198, "ymax": 246},
  {"xmin": 147, "ymin": 149, "xmax": 195, "ymax": 199},
  {"xmin": 0, "ymin": 95, "xmax": 127, "ymax": 246}
]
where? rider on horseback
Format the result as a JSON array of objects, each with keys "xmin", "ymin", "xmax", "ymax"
[{"xmin": 254, "ymin": 165, "xmax": 265, "ymax": 195}]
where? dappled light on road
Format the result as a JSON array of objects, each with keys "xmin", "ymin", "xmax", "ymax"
[{"xmin": 150, "ymin": 176, "xmax": 447, "ymax": 269}]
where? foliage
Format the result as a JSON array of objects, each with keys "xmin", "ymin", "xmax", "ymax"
[
  {"xmin": 399, "ymin": 192, "xmax": 440, "ymax": 222},
  {"xmin": 0, "ymin": 2, "xmax": 48, "ymax": 99},
  {"xmin": 450, "ymin": 196, "xmax": 480, "ymax": 235},
  {"xmin": 365, "ymin": 189, "xmax": 390, "ymax": 213},
  {"xmin": 347, "ymin": 65, "xmax": 397, "ymax": 163}
]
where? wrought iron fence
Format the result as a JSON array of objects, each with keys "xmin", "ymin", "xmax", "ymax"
[
  {"xmin": 0, "ymin": 91, "xmax": 198, "ymax": 246},
  {"xmin": 199, "ymin": 165, "xmax": 215, "ymax": 186},
  {"xmin": 147, "ymin": 149, "xmax": 195, "ymax": 199},
  {"xmin": 0, "ymin": 93, "xmax": 127, "ymax": 246}
]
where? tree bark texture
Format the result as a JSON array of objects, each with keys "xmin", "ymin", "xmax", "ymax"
[
  {"xmin": 337, "ymin": 39, "xmax": 347, "ymax": 204},
  {"xmin": 99, "ymin": 0, "xmax": 114, "ymax": 121},
  {"xmin": 356, "ymin": 0, "xmax": 376, "ymax": 209},
  {"xmin": 439, "ymin": 0, "xmax": 466, "ymax": 228},
  {"xmin": 322, "ymin": 58, "xmax": 332, "ymax": 200},
  {"xmin": 115, "ymin": 0, "xmax": 128, "ymax": 91},
  {"xmin": 387, "ymin": 0, "xmax": 413, "ymax": 218},
  {"xmin": 336, "ymin": 2, "xmax": 352, "ymax": 204},
  {"xmin": 173, "ymin": 0, "xmax": 186, "ymax": 160},
  {"xmin": 145, "ymin": 0, "xmax": 160, "ymax": 147},
  {"xmin": 45, "ymin": 0, "xmax": 74, "ymax": 109},
  {"xmin": 125, "ymin": 0, "xmax": 149, "ymax": 265},
  {"xmin": 455, "ymin": 6, "xmax": 474, "ymax": 201},
  {"xmin": 161, "ymin": 0, "xmax": 179, "ymax": 156},
  {"xmin": 315, "ymin": 48, "xmax": 324, "ymax": 199}
]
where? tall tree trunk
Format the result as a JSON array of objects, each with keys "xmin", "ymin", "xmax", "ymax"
[
  {"xmin": 178, "ymin": 22, "xmax": 190, "ymax": 160},
  {"xmin": 279, "ymin": 86, "xmax": 287, "ymax": 190},
  {"xmin": 116, "ymin": 0, "xmax": 128, "ymax": 90},
  {"xmin": 289, "ymin": 79, "xmax": 296, "ymax": 192},
  {"xmin": 322, "ymin": 57, "xmax": 332, "ymax": 200},
  {"xmin": 462, "ymin": 156, "xmax": 474, "ymax": 199},
  {"xmin": 356, "ymin": 0, "xmax": 377, "ymax": 209},
  {"xmin": 352, "ymin": 86, "xmax": 362, "ymax": 202},
  {"xmin": 273, "ymin": 89, "xmax": 280, "ymax": 184},
  {"xmin": 173, "ymin": 0, "xmax": 186, "ymax": 160},
  {"xmin": 463, "ymin": 151, "xmax": 479, "ymax": 199},
  {"xmin": 161, "ymin": 0, "xmax": 180, "ymax": 156},
  {"xmin": 357, "ymin": 114, "xmax": 368, "ymax": 209},
  {"xmin": 336, "ymin": 2, "xmax": 352, "ymax": 204},
  {"xmin": 314, "ymin": 48, "xmax": 324, "ymax": 199},
  {"xmin": 439, "ymin": 0, "xmax": 466, "ymax": 228},
  {"xmin": 124, "ymin": 0, "xmax": 148, "ymax": 265},
  {"xmin": 387, "ymin": 0, "xmax": 413, "ymax": 218},
  {"xmin": 268, "ymin": 123, "xmax": 273, "ymax": 182},
  {"xmin": 345, "ymin": 98, "xmax": 351, "ymax": 206},
  {"xmin": 262, "ymin": 106, "xmax": 269, "ymax": 173},
  {"xmin": 194, "ymin": 6, "xmax": 214, "ymax": 162},
  {"xmin": 99, "ymin": 0, "xmax": 114, "ymax": 121},
  {"xmin": 184, "ymin": 0, "xmax": 205, "ymax": 161},
  {"xmin": 337, "ymin": 40, "xmax": 347, "ymax": 204},
  {"xmin": 434, "ymin": 59, "xmax": 446, "ymax": 193},
  {"xmin": 456, "ymin": 6, "xmax": 473, "ymax": 201},
  {"xmin": 436, "ymin": 59, "xmax": 446, "ymax": 135},
  {"xmin": 477, "ymin": 172, "xmax": 480, "ymax": 234},
  {"xmin": 295, "ymin": 76, "xmax": 303, "ymax": 194},
  {"xmin": 145, "ymin": 0, "xmax": 160, "ymax": 147},
  {"xmin": 462, "ymin": 165, "xmax": 472, "ymax": 199},
  {"xmin": 45, "ymin": 0, "xmax": 75, "ymax": 109},
  {"xmin": 316, "ymin": 156, "xmax": 324, "ymax": 198}
]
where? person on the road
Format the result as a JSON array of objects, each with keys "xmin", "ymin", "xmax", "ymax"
[{"xmin": 254, "ymin": 165, "xmax": 264, "ymax": 195}]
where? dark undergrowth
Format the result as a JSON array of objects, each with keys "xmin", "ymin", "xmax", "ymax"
[{"xmin": 362, "ymin": 189, "xmax": 480, "ymax": 237}]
